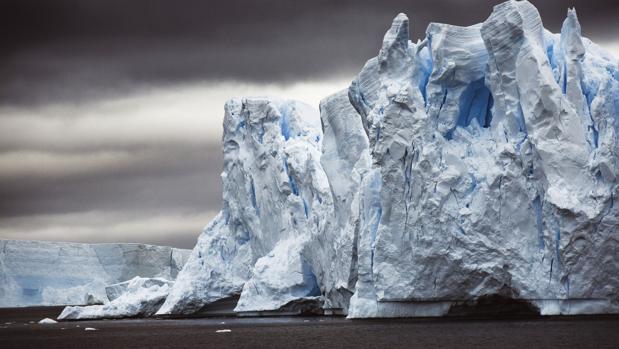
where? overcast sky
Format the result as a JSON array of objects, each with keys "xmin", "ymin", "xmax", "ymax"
[{"xmin": 1, "ymin": 0, "xmax": 618, "ymax": 249}]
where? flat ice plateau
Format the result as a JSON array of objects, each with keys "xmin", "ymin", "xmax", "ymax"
[
  {"xmin": 42, "ymin": 0, "xmax": 619, "ymax": 319},
  {"xmin": 0, "ymin": 239, "xmax": 189, "ymax": 308}
]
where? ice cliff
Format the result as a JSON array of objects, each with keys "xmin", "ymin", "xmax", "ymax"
[
  {"xmin": 0, "ymin": 240, "xmax": 189, "ymax": 307},
  {"xmin": 62, "ymin": 0, "xmax": 619, "ymax": 319},
  {"xmin": 157, "ymin": 97, "xmax": 330, "ymax": 315},
  {"xmin": 344, "ymin": 2, "xmax": 619, "ymax": 317}
]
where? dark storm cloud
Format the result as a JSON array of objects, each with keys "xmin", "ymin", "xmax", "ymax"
[
  {"xmin": 1, "ymin": 0, "xmax": 618, "ymax": 106},
  {"xmin": 0, "ymin": 145, "xmax": 222, "ymax": 218},
  {"xmin": 1, "ymin": 0, "xmax": 618, "ymax": 248}
]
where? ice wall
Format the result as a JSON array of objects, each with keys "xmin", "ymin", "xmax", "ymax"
[
  {"xmin": 341, "ymin": 1, "xmax": 619, "ymax": 317},
  {"xmin": 0, "ymin": 239, "xmax": 189, "ymax": 307}
]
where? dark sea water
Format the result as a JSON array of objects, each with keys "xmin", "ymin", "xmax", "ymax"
[{"xmin": 1, "ymin": 307, "xmax": 618, "ymax": 349}]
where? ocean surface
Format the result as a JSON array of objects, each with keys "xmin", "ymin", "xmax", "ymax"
[{"xmin": 1, "ymin": 307, "xmax": 618, "ymax": 348}]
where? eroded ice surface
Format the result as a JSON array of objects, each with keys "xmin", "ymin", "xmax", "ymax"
[{"xmin": 345, "ymin": 1, "xmax": 619, "ymax": 317}]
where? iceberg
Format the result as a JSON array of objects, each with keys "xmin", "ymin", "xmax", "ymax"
[
  {"xmin": 52, "ymin": 0, "xmax": 619, "ymax": 319},
  {"xmin": 157, "ymin": 97, "xmax": 331, "ymax": 315},
  {"xmin": 344, "ymin": 1, "xmax": 619, "ymax": 317},
  {"xmin": 0, "ymin": 239, "xmax": 189, "ymax": 307}
]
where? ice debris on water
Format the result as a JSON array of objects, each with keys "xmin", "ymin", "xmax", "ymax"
[{"xmin": 38, "ymin": 318, "xmax": 57, "ymax": 324}]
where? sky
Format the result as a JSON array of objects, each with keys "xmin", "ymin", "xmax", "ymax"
[{"xmin": 1, "ymin": 0, "xmax": 618, "ymax": 249}]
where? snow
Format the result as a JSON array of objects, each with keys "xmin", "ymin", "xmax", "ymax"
[{"xmin": 0, "ymin": 239, "xmax": 190, "ymax": 308}]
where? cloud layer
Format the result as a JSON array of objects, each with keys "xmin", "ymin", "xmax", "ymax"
[
  {"xmin": 0, "ymin": 80, "xmax": 348, "ymax": 248},
  {"xmin": 1, "ymin": 0, "xmax": 617, "ymax": 248}
]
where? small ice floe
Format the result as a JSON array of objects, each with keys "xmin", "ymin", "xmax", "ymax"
[
  {"xmin": 84, "ymin": 327, "xmax": 98, "ymax": 331},
  {"xmin": 303, "ymin": 320, "xmax": 310, "ymax": 323},
  {"xmin": 4, "ymin": 322, "xmax": 14, "ymax": 325},
  {"xmin": 38, "ymin": 318, "xmax": 57, "ymax": 324},
  {"xmin": 219, "ymin": 321, "xmax": 226, "ymax": 324},
  {"xmin": 28, "ymin": 321, "xmax": 35, "ymax": 324},
  {"xmin": 215, "ymin": 329, "xmax": 231, "ymax": 333}
]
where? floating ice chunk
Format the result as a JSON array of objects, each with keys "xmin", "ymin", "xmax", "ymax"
[
  {"xmin": 58, "ymin": 277, "xmax": 173, "ymax": 320},
  {"xmin": 38, "ymin": 318, "xmax": 57, "ymax": 324}
]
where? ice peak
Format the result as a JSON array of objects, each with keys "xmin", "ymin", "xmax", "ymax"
[
  {"xmin": 378, "ymin": 13, "xmax": 411, "ymax": 80},
  {"xmin": 560, "ymin": 8, "xmax": 585, "ymax": 60}
]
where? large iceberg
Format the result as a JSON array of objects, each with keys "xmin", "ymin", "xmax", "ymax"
[
  {"xmin": 0, "ymin": 239, "xmax": 189, "ymax": 307},
  {"xmin": 58, "ymin": 0, "xmax": 619, "ymax": 319},
  {"xmin": 344, "ymin": 2, "xmax": 619, "ymax": 317}
]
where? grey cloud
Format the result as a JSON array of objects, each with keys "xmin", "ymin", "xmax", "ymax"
[
  {"xmin": 0, "ymin": 79, "xmax": 345, "ymax": 247},
  {"xmin": 0, "ymin": 210, "xmax": 218, "ymax": 249},
  {"xmin": 1, "ymin": 0, "xmax": 618, "ymax": 106},
  {"xmin": 0, "ymin": 144, "xmax": 223, "ymax": 219}
]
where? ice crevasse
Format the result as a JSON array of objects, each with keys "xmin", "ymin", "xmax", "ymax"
[{"xmin": 65, "ymin": 0, "xmax": 619, "ymax": 319}]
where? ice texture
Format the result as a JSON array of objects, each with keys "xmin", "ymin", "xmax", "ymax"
[
  {"xmin": 344, "ymin": 1, "xmax": 619, "ymax": 317},
  {"xmin": 38, "ymin": 0, "xmax": 619, "ymax": 319},
  {"xmin": 0, "ymin": 239, "xmax": 189, "ymax": 307},
  {"xmin": 157, "ymin": 97, "xmax": 331, "ymax": 315},
  {"xmin": 58, "ymin": 277, "xmax": 174, "ymax": 320}
]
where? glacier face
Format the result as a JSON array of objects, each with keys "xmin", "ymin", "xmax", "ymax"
[
  {"xmin": 343, "ymin": 1, "xmax": 619, "ymax": 317},
  {"xmin": 55, "ymin": 0, "xmax": 619, "ymax": 319},
  {"xmin": 0, "ymin": 240, "xmax": 189, "ymax": 307}
]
